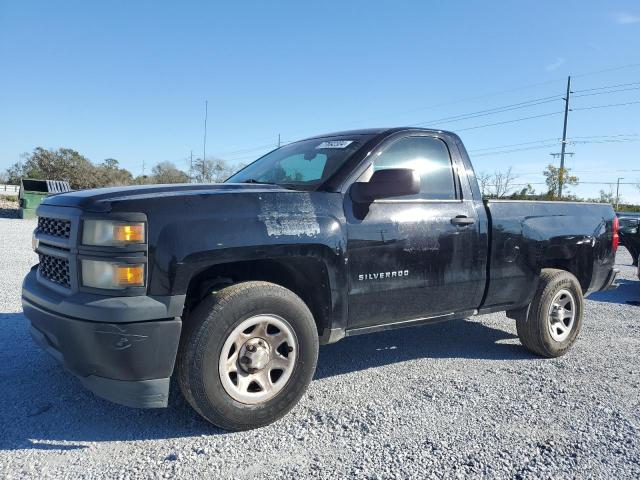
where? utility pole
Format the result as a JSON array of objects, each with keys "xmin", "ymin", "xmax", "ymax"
[
  {"xmin": 203, "ymin": 100, "xmax": 208, "ymax": 182},
  {"xmin": 558, "ymin": 76, "xmax": 571, "ymax": 198},
  {"xmin": 277, "ymin": 133, "xmax": 281, "ymax": 148},
  {"xmin": 616, "ymin": 177, "xmax": 624, "ymax": 211},
  {"xmin": 190, "ymin": 150, "xmax": 193, "ymax": 183},
  {"xmin": 142, "ymin": 159, "xmax": 146, "ymax": 177}
]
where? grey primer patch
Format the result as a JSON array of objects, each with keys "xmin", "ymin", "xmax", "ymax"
[{"xmin": 258, "ymin": 194, "xmax": 321, "ymax": 237}]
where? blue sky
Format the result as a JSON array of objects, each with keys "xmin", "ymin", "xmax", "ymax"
[{"xmin": 1, "ymin": 1, "xmax": 639, "ymax": 202}]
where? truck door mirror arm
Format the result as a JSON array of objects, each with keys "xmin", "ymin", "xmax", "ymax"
[{"xmin": 350, "ymin": 168, "xmax": 420, "ymax": 203}]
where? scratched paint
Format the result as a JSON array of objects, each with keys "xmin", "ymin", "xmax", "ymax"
[
  {"xmin": 396, "ymin": 222, "xmax": 442, "ymax": 252},
  {"xmin": 258, "ymin": 194, "xmax": 321, "ymax": 237}
]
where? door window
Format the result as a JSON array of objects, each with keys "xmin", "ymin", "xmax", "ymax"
[{"xmin": 373, "ymin": 136, "xmax": 457, "ymax": 200}]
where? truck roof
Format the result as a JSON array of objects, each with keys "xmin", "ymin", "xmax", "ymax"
[{"xmin": 299, "ymin": 127, "xmax": 452, "ymax": 141}]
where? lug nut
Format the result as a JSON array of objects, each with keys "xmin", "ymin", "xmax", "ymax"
[
  {"xmin": 240, "ymin": 356, "xmax": 251, "ymax": 364},
  {"xmin": 246, "ymin": 344, "xmax": 257, "ymax": 352}
]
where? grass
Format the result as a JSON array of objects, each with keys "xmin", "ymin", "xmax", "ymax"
[{"xmin": 0, "ymin": 194, "xmax": 18, "ymax": 202}]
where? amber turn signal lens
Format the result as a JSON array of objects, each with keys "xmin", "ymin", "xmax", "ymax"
[
  {"xmin": 114, "ymin": 265, "xmax": 145, "ymax": 287},
  {"xmin": 113, "ymin": 224, "xmax": 145, "ymax": 243}
]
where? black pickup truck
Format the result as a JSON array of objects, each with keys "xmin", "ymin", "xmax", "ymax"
[{"xmin": 23, "ymin": 128, "xmax": 619, "ymax": 431}]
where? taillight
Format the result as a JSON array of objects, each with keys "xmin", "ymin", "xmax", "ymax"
[{"xmin": 612, "ymin": 216, "xmax": 619, "ymax": 252}]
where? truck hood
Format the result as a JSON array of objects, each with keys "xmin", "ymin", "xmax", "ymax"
[{"xmin": 41, "ymin": 183, "xmax": 291, "ymax": 212}]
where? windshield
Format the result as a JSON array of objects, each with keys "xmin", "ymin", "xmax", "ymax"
[{"xmin": 226, "ymin": 136, "xmax": 368, "ymax": 190}]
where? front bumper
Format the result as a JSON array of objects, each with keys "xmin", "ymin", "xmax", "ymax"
[{"xmin": 22, "ymin": 268, "xmax": 183, "ymax": 408}]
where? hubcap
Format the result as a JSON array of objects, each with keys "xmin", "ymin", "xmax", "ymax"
[
  {"xmin": 547, "ymin": 289, "xmax": 576, "ymax": 342},
  {"xmin": 219, "ymin": 314, "xmax": 297, "ymax": 404}
]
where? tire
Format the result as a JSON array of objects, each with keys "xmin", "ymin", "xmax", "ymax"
[
  {"xmin": 515, "ymin": 269, "xmax": 584, "ymax": 358},
  {"xmin": 177, "ymin": 281, "xmax": 319, "ymax": 431}
]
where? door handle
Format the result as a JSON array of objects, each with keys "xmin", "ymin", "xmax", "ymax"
[{"xmin": 451, "ymin": 215, "xmax": 475, "ymax": 226}]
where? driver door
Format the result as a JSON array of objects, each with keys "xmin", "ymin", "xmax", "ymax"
[{"xmin": 345, "ymin": 134, "xmax": 485, "ymax": 329}]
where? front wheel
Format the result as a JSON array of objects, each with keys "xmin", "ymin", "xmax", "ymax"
[
  {"xmin": 177, "ymin": 281, "xmax": 319, "ymax": 431},
  {"xmin": 516, "ymin": 269, "xmax": 584, "ymax": 358}
]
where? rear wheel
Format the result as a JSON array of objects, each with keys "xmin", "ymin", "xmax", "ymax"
[
  {"xmin": 516, "ymin": 269, "xmax": 584, "ymax": 358},
  {"xmin": 177, "ymin": 281, "xmax": 319, "ymax": 431}
]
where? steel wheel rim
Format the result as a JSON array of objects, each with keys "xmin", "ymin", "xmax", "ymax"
[
  {"xmin": 219, "ymin": 314, "xmax": 298, "ymax": 405},
  {"xmin": 547, "ymin": 288, "xmax": 576, "ymax": 342}
]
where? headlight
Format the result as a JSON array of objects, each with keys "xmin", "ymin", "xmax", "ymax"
[
  {"xmin": 83, "ymin": 220, "xmax": 146, "ymax": 246},
  {"xmin": 81, "ymin": 260, "xmax": 145, "ymax": 289}
]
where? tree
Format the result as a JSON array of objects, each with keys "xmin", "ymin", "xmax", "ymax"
[
  {"xmin": 96, "ymin": 158, "xmax": 134, "ymax": 186},
  {"xmin": 477, "ymin": 167, "xmax": 517, "ymax": 198},
  {"xmin": 150, "ymin": 161, "xmax": 190, "ymax": 184},
  {"xmin": 477, "ymin": 172, "xmax": 492, "ymax": 197},
  {"xmin": 6, "ymin": 148, "xmax": 140, "ymax": 189},
  {"xmin": 21, "ymin": 147, "xmax": 100, "ymax": 189},
  {"xmin": 543, "ymin": 164, "xmax": 579, "ymax": 199},
  {"xmin": 191, "ymin": 157, "xmax": 236, "ymax": 183},
  {"xmin": 595, "ymin": 188, "xmax": 615, "ymax": 204},
  {"xmin": 491, "ymin": 167, "xmax": 517, "ymax": 198},
  {"xmin": 4, "ymin": 160, "xmax": 27, "ymax": 185},
  {"xmin": 509, "ymin": 184, "xmax": 536, "ymax": 199}
]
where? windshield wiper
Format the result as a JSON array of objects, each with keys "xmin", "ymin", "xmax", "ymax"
[
  {"xmin": 242, "ymin": 179, "xmax": 275, "ymax": 185},
  {"xmin": 241, "ymin": 179, "xmax": 299, "ymax": 190}
]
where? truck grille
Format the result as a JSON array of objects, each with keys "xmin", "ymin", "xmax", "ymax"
[
  {"xmin": 38, "ymin": 253, "xmax": 71, "ymax": 288},
  {"xmin": 38, "ymin": 216, "xmax": 71, "ymax": 239}
]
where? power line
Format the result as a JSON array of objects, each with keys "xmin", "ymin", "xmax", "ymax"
[
  {"xmin": 515, "ymin": 168, "xmax": 640, "ymax": 175},
  {"xmin": 332, "ymin": 62, "xmax": 640, "ymax": 129},
  {"xmin": 484, "ymin": 181, "xmax": 639, "ymax": 186},
  {"xmin": 569, "ymin": 133, "xmax": 639, "ymax": 139},
  {"xmin": 573, "ymin": 86, "xmax": 640, "ymax": 98},
  {"xmin": 456, "ymin": 111, "xmax": 564, "ymax": 132},
  {"xmin": 572, "ymin": 100, "xmax": 640, "ymax": 111},
  {"xmin": 218, "ymin": 143, "xmax": 277, "ymax": 157},
  {"xmin": 473, "ymin": 144, "xmax": 559, "ymax": 157},
  {"xmin": 455, "ymin": 98, "xmax": 640, "ymax": 133},
  {"xmin": 469, "ymin": 134, "xmax": 639, "ymax": 153},
  {"xmin": 572, "ymin": 81, "xmax": 640, "ymax": 93},
  {"xmin": 473, "ymin": 138, "xmax": 639, "ymax": 157},
  {"xmin": 470, "ymin": 138, "xmax": 560, "ymax": 152},
  {"xmin": 407, "ymin": 95, "xmax": 563, "ymax": 127},
  {"xmin": 206, "ymin": 65, "xmax": 640, "ymax": 160}
]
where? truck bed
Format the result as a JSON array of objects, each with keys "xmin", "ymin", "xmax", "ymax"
[{"xmin": 481, "ymin": 200, "xmax": 617, "ymax": 312}]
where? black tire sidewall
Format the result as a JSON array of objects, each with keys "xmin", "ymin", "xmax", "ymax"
[{"xmin": 191, "ymin": 284, "xmax": 318, "ymax": 430}]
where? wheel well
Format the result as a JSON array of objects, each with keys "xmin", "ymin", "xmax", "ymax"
[
  {"xmin": 183, "ymin": 257, "xmax": 332, "ymax": 335},
  {"xmin": 541, "ymin": 254, "xmax": 593, "ymax": 293}
]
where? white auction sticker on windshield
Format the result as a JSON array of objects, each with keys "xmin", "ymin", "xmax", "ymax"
[{"xmin": 316, "ymin": 140, "xmax": 353, "ymax": 149}]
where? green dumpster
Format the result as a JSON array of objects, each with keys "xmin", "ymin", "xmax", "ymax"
[{"xmin": 19, "ymin": 179, "xmax": 72, "ymax": 219}]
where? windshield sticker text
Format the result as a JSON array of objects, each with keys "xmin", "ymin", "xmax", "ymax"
[{"xmin": 316, "ymin": 140, "xmax": 353, "ymax": 149}]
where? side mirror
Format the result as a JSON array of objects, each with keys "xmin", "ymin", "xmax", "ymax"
[{"xmin": 350, "ymin": 168, "xmax": 420, "ymax": 203}]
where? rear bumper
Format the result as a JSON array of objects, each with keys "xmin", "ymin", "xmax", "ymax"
[{"xmin": 22, "ymin": 268, "xmax": 182, "ymax": 408}]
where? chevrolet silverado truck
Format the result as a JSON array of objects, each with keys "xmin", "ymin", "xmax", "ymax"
[{"xmin": 23, "ymin": 128, "xmax": 619, "ymax": 431}]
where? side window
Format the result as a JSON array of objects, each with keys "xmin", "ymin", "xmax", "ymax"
[{"xmin": 373, "ymin": 136, "xmax": 457, "ymax": 200}]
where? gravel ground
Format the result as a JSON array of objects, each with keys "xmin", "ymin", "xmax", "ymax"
[
  {"xmin": 0, "ymin": 197, "xmax": 19, "ymax": 219},
  {"xmin": 0, "ymin": 217, "xmax": 638, "ymax": 479}
]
